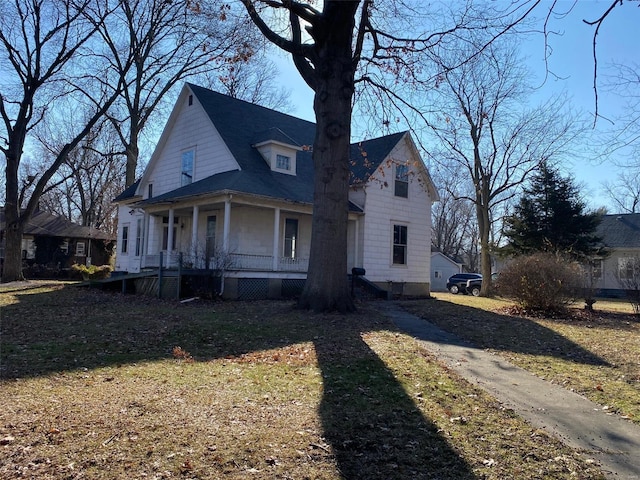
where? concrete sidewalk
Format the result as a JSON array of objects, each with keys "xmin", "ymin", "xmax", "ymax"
[{"xmin": 381, "ymin": 303, "xmax": 640, "ymax": 480}]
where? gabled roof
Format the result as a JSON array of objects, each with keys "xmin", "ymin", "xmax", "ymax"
[
  {"xmin": 113, "ymin": 179, "xmax": 141, "ymax": 202},
  {"xmin": 0, "ymin": 209, "xmax": 114, "ymax": 241},
  {"xmin": 133, "ymin": 84, "xmax": 413, "ymax": 209},
  {"xmin": 597, "ymin": 213, "xmax": 640, "ymax": 249}
]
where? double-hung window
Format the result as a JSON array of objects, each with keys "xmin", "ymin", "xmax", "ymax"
[
  {"xmin": 135, "ymin": 219, "xmax": 143, "ymax": 256},
  {"xmin": 181, "ymin": 150, "xmax": 194, "ymax": 186},
  {"xmin": 121, "ymin": 225, "xmax": 129, "ymax": 254},
  {"xmin": 284, "ymin": 219, "xmax": 298, "ymax": 258},
  {"xmin": 393, "ymin": 225, "xmax": 408, "ymax": 265},
  {"xmin": 394, "ymin": 163, "xmax": 409, "ymax": 198}
]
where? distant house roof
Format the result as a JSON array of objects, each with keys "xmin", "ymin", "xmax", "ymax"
[
  {"xmin": 597, "ymin": 213, "xmax": 640, "ymax": 249},
  {"xmin": 130, "ymin": 85, "xmax": 407, "ymax": 211},
  {"xmin": 0, "ymin": 209, "xmax": 115, "ymax": 241}
]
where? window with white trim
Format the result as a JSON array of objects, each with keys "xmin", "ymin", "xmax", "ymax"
[
  {"xmin": 392, "ymin": 225, "xmax": 407, "ymax": 265},
  {"xmin": 181, "ymin": 150, "xmax": 194, "ymax": 186},
  {"xmin": 76, "ymin": 242, "xmax": 86, "ymax": 256},
  {"xmin": 284, "ymin": 218, "xmax": 298, "ymax": 258},
  {"xmin": 618, "ymin": 257, "xmax": 639, "ymax": 280},
  {"xmin": 276, "ymin": 154, "xmax": 291, "ymax": 171},
  {"xmin": 394, "ymin": 163, "xmax": 409, "ymax": 198},
  {"xmin": 121, "ymin": 225, "xmax": 129, "ymax": 254},
  {"xmin": 135, "ymin": 219, "xmax": 143, "ymax": 256}
]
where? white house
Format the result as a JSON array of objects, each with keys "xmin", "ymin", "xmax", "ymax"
[
  {"xmin": 113, "ymin": 84, "xmax": 439, "ymax": 299},
  {"xmin": 591, "ymin": 213, "xmax": 640, "ymax": 297},
  {"xmin": 430, "ymin": 250, "xmax": 463, "ymax": 292}
]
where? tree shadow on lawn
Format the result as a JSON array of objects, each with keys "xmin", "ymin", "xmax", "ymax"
[
  {"xmin": 1, "ymin": 286, "xmax": 477, "ymax": 479},
  {"xmin": 401, "ymin": 299, "xmax": 611, "ymax": 367}
]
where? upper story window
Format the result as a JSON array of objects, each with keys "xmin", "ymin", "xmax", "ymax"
[
  {"xmin": 276, "ymin": 154, "xmax": 291, "ymax": 171},
  {"xmin": 148, "ymin": 184, "xmax": 153, "ymax": 198},
  {"xmin": 181, "ymin": 150, "xmax": 194, "ymax": 186},
  {"xmin": 394, "ymin": 163, "xmax": 409, "ymax": 198}
]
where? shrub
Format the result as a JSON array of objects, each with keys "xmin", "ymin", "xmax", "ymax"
[
  {"xmin": 497, "ymin": 252, "xmax": 581, "ymax": 312},
  {"xmin": 70, "ymin": 263, "xmax": 112, "ymax": 280}
]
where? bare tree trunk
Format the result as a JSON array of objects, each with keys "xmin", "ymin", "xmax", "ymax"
[
  {"xmin": 2, "ymin": 212, "xmax": 24, "ymax": 282},
  {"xmin": 297, "ymin": 3, "xmax": 357, "ymax": 312}
]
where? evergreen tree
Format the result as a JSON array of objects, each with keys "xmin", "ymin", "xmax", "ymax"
[{"xmin": 502, "ymin": 161, "xmax": 603, "ymax": 260}]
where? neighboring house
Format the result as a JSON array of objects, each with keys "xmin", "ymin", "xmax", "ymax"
[
  {"xmin": 430, "ymin": 249, "xmax": 463, "ymax": 292},
  {"xmin": 592, "ymin": 213, "xmax": 640, "ymax": 297},
  {"xmin": 0, "ymin": 208, "xmax": 115, "ymax": 275},
  {"xmin": 113, "ymin": 84, "xmax": 439, "ymax": 299}
]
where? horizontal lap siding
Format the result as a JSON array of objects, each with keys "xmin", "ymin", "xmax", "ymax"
[
  {"xmin": 145, "ymin": 92, "xmax": 238, "ymax": 198},
  {"xmin": 360, "ymin": 138, "xmax": 432, "ymax": 284}
]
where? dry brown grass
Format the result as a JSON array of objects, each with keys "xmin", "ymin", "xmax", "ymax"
[
  {"xmin": 0, "ymin": 285, "xmax": 607, "ymax": 479},
  {"xmin": 404, "ymin": 292, "xmax": 640, "ymax": 424}
]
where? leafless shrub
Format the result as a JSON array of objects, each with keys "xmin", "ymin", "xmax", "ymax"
[{"xmin": 497, "ymin": 253, "xmax": 581, "ymax": 312}]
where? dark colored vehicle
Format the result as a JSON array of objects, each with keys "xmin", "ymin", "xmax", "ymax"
[
  {"xmin": 466, "ymin": 272, "xmax": 500, "ymax": 296},
  {"xmin": 446, "ymin": 273, "xmax": 482, "ymax": 294}
]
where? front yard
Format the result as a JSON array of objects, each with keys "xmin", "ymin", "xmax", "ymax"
[
  {"xmin": 403, "ymin": 293, "xmax": 640, "ymax": 425},
  {"xmin": 0, "ymin": 284, "xmax": 623, "ymax": 479}
]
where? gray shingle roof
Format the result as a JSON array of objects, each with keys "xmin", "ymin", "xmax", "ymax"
[
  {"xmin": 597, "ymin": 214, "xmax": 640, "ymax": 248},
  {"xmin": 0, "ymin": 209, "xmax": 114, "ymax": 240},
  {"xmin": 130, "ymin": 85, "xmax": 405, "ymax": 210}
]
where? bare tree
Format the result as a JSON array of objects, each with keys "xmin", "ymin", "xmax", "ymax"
[
  {"xmin": 428, "ymin": 36, "xmax": 583, "ymax": 295},
  {"xmin": 602, "ymin": 170, "xmax": 640, "ymax": 214},
  {"xmin": 430, "ymin": 167, "xmax": 478, "ymax": 270},
  {"xmin": 0, "ymin": 0, "xmax": 123, "ymax": 282},
  {"xmin": 90, "ymin": 0, "xmax": 243, "ymax": 187},
  {"xmin": 38, "ymin": 119, "xmax": 125, "ymax": 236},
  {"xmin": 239, "ymin": 0, "xmax": 545, "ymax": 312},
  {"xmin": 200, "ymin": 50, "xmax": 294, "ymax": 113}
]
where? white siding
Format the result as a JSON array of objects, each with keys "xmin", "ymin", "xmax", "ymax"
[
  {"xmin": 431, "ymin": 253, "xmax": 462, "ymax": 292},
  {"xmin": 140, "ymin": 89, "xmax": 239, "ymax": 199},
  {"xmin": 360, "ymin": 137, "xmax": 433, "ymax": 285},
  {"xmin": 114, "ymin": 205, "xmax": 144, "ymax": 273}
]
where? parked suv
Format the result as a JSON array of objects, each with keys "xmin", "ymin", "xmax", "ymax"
[
  {"xmin": 446, "ymin": 273, "xmax": 482, "ymax": 294},
  {"xmin": 466, "ymin": 272, "xmax": 499, "ymax": 296}
]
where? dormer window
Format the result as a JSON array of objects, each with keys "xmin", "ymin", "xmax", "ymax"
[
  {"xmin": 252, "ymin": 128, "xmax": 301, "ymax": 176},
  {"xmin": 276, "ymin": 154, "xmax": 291, "ymax": 171}
]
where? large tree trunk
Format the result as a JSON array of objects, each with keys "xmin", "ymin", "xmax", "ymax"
[
  {"xmin": 477, "ymin": 178, "xmax": 493, "ymax": 295},
  {"xmin": 2, "ymin": 211, "xmax": 25, "ymax": 283},
  {"xmin": 297, "ymin": 3, "xmax": 357, "ymax": 312},
  {"xmin": 2, "ymin": 135, "xmax": 24, "ymax": 282}
]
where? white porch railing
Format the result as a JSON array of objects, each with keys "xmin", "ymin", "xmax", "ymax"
[
  {"xmin": 141, "ymin": 252, "xmax": 182, "ymax": 269},
  {"xmin": 141, "ymin": 251, "xmax": 308, "ymax": 273}
]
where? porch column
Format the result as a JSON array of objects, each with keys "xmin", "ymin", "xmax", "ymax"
[
  {"xmin": 354, "ymin": 216, "xmax": 360, "ymax": 268},
  {"xmin": 143, "ymin": 212, "xmax": 150, "ymax": 265},
  {"xmin": 167, "ymin": 208, "xmax": 175, "ymax": 252},
  {"xmin": 272, "ymin": 207, "xmax": 280, "ymax": 271},
  {"xmin": 223, "ymin": 196, "xmax": 231, "ymax": 252},
  {"xmin": 191, "ymin": 204, "xmax": 199, "ymax": 262}
]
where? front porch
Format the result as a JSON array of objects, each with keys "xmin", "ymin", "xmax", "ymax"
[{"xmin": 140, "ymin": 251, "xmax": 309, "ymax": 273}]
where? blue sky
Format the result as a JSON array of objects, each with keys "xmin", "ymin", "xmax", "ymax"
[{"xmin": 273, "ymin": 1, "xmax": 636, "ymax": 212}]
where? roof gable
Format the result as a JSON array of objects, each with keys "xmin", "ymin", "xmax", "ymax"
[{"xmin": 124, "ymin": 84, "xmax": 437, "ymax": 207}]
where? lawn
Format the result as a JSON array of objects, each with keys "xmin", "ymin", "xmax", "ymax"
[
  {"xmin": 0, "ymin": 284, "xmax": 609, "ymax": 479},
  {"xmin": 403, "ymin": 292, "xmax": 640, "ymax": 425}
]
